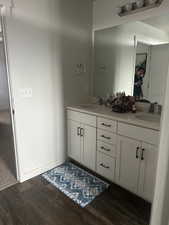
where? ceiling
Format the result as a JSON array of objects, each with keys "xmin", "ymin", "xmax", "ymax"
[
  {"xmin": 93, "ymin": 0, "xmax": 169, "ymax": 30},
  {"xmin": 142, "ymin": 12, "xmax": 169, "ymax": 33}
]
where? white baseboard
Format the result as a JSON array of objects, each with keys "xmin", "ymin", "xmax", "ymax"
[{"xmin": 19, "ymin": 160, "xmax": 65, "ymax": 183}]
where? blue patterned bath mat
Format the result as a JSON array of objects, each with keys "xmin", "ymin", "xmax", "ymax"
[{"xmin": 42, "ymin": 162, "xmax": 109, "ymax": 207}]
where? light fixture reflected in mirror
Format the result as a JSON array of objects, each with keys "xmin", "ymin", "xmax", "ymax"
[
  {"xmin": 136, "ymin": 0, "xmax": 144, "ymax": 8},
  {"xmin": 118, "ymin": 0, "xmax": 163, "ymax": 17}
]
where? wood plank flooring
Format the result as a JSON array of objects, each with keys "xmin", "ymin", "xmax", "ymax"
[{"xmin": 0, "ymin": 175, "xmax": 151, "ymax": 225}]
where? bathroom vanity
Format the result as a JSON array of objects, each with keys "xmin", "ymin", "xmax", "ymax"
[
  {"xmin": 67, "ymin": 105, "xmax": 160, "ymax": 202},
  {"xmin": 66, "ymin": 20, "xmax": 169, "ymax": 204}
]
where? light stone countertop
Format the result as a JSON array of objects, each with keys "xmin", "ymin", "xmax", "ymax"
[{"xmin": 67, "ymin": 104, "xmax": 161, "ymax": 131}]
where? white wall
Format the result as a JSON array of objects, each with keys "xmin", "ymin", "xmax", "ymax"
[
  {"xmin": 93, "ymin": 21, "xmax": 169, "ymax": 97},
  {"xmin": 136, "ymin": 42, "xmax": 149, "ymax": 53},
  {"xmin": 0, "ymin": 0, "xmax": 10, "ymax": 7},
  {"xmin": 4, "ymin": 0, "xmax": 92, "ymax": 181},
  {"xmin": 0, "ymin": 20, "xmax": 9, "ymax": 111},
  {"xmin": 149, "ymin": 44, "xmax": 169, "ymax": 105},
  {"xmin": 0, "ymin": 42, "xmax": 10, "ymax": 110},
  {"xmin": 94, "ymin": 25, "xmax": 135, "ymax": 96},
  {"xmin": 93, "ymin": 0, "xmax": 169, "ymax": 30}
]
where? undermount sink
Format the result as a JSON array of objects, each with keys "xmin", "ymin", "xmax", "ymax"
[{"xmin": 135, "ymin": 113, "xmax": 160, "ymax": 122}]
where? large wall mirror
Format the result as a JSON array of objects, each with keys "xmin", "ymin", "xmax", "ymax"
[{"xmin": 93, "ymin": 14, "xmax": 169, "ymax": 105}]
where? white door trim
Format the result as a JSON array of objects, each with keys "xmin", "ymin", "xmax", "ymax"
[{"xmin": 150, "ymin": 49, "xmax": 169, "ymax": 225}]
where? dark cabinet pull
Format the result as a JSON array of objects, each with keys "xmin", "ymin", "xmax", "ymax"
[
  {"xmin": 136, "ymin": 147, "xmax": 139, "ymax": 159},
  {"xmin": 100, "ymin": 163, "xmax": 110, "ymax": 169},
  {"xmin": 101, "ymin": 135, "xmax": 111, "ymax": 140},
  {"xmin": 77, "ymin": 127, "xmax": 81, "ymax": 136},
  {"xmin": 101, "ymin": 123, "xmax": 111, "ymax": 128},
  {"xmin": 141, "ymin": 148, "xmax": 145, "ymax": 160},
  {"xmin": 101, "ymin": 146, "xmax": 111, "ymax": 152},
  {"xmin": 80, "ymin": 128, "xmax": 84, "ymax": 137}
]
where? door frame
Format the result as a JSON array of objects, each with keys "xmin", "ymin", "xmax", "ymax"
[
  {"xmin": 0, "ymin": 6, "xmax": 20, "ymax": 181},
  {"xmin": 150, "ymin": 49, "xmax": 169, "ymax": 225}
]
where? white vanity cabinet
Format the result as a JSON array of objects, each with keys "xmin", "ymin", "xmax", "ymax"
[
  {"xmin": 116, "ymin": 122, "xmax": 159, "ymax": 202},
  {"xmin": 116, "ymin": 136, "xmax": 141, "ymax": 194},
  {"xmin": 138, "ymin": 143, "xmax": 158, "ymax": 202},
  {"xmin": 67, "ymin": 108, "xmax": 159, "ymax": 202},
  {"xmin": 82, "ymin": 124, "xmax": 96, "ymax": 171},
  {"xmin": 67, "ymin": 119, "xmax": 81, "ymax": 162},
  {"xmin": 96, "ymin": 117, "xmax": 117, "ymax": 182},
  {"xmin": 67, "ymin": 110, "xmax": 96, "ymax": 171}
]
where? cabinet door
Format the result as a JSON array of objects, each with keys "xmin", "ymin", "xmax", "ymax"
[
  {"xmin": 82, "ymin": 125, "xmax": 96, "ymax": 171},
  {"xmin": 139, "ymin": 143, "xmax": 158, "ymax": 202},
  {"xmin": 67, "ymin": 120, "xmax": 81, "ymax": 162},
  {"xmin": 116, "ymin": 136, "xmax": 141, "ymax": 194}
]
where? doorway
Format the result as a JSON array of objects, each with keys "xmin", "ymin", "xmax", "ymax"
[{"xmin": 0, "ymin": 9, "xmax": 17, "ymax": 190}]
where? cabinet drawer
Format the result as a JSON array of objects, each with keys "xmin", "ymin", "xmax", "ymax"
[
  {"xmin": 97, "ymin": 117, "xmax": 117, "ymax": 133},
  {"xmin": 67, "ymin": 110, "xmax": 96, "ymax": 127},
  {"xmin": 118, "ymin": 122, "xmax": 159, "ymax": 146},
  {"xmin": 97, "ymin": 129, "xmax": 117, "ymax": 145},
  {"xmin": 67, "ymin": 110, "xmax": 81, "ymax": 122},
  {"xmin": 80, "ymin": 113, "xmax": 96, "ymax": 127},
  {"xmin": 97, "ymin": 152, "xmax": 115, "ymax": 181},
  {"xmin": 97, "ymin": 141, "xmax": 116, "ymax": 158}
]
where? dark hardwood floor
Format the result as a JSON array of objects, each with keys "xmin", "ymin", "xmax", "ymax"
[{"xmin": 0, "ymin": 174, "xmax": 151, "ymax": 225}]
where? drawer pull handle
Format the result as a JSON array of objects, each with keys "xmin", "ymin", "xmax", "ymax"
[
  {"xmin": 101, "ymin": 146, "xmax": 111, "ymax": 152},
  {"xmin": 101, "ymin": 135, "xmax": 111, "ymax": 140},
  {"xmin": 100, "ymin": 163, "xmax": 110, "ymax": 169},
  {"xmin": 141, "ymin": 148, "xmax": 145, "ymax": 160},
  {"xmin": 101, "ymin": 123, "xmax": 111, "ymax": 128},
  {"xmin": 136, "ymin": 147, "xmax": 139, "ymax": 159}
]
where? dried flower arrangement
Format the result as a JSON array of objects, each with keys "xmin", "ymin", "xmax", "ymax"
[{"xmin": 98, "ymin": 92, "xmax": 136, "ymax": 113}]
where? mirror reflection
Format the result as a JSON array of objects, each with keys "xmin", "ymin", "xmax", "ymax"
[
  {"xmin": 134, "ymin": 51, "xmax": 147, "ymax": 99},
  {"xmin": 93, "ymin": 20, "xmax": 169, "ymax": 105},
  {"xmin": 134, "ymin": 42, "xmax": 169, "ymax": 104}
]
